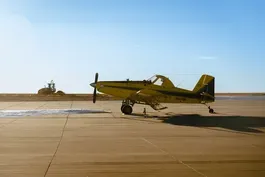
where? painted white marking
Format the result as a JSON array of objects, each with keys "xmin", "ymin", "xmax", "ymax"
[{"xmin": 0, "ymin": 109, "xmax": 111, "ymax": 118}]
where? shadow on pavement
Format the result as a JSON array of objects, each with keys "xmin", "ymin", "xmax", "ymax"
[
  {"xmin": 131, "ymin": 113, "xmax": 265, "ymax": 133},
  {"xmin": 160, "ymin": 114, "xmax": 265, "ymax": 133}
]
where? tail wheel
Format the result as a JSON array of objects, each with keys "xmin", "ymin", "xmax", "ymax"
[
  {"xmin": 209, "ymin": 108, "xmax": 214, "ymax": 114},
  {"xmin": 122, "ymin": 105, "xmax": 133, "ymax": 115}
]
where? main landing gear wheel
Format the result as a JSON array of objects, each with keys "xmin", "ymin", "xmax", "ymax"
[
  {"xmin": 121, "ymin": 105, "xmax": 125, "ymax": 112},
  {"xmin": 122, "ymin": 105, "xmax": 133, "ymax": 115}
]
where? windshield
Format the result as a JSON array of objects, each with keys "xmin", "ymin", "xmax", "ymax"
[
  {"xmin": 147, "ymin": 75, "xmax": 164, "ymax": 86},
  {"xmin": 147, "ymin": 75, "xmax": 157, "ymax": 83}
]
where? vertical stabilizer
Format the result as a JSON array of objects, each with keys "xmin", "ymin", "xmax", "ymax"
[{"xmin": 193, "ymin": 74, "xmax": 215, "ymax": 98}]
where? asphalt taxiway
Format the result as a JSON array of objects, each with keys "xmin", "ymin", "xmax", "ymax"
[{"xmin": 0, "ymin": 100, "xmax": 265, "ymax": 177}]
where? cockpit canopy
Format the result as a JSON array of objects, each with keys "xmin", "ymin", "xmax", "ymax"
[{"xmin": 147, "ymin": 75, "xmax": 175, "ymax": 88}]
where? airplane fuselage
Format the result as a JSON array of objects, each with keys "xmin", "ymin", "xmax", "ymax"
[{"xmin": 95, "ymin": 81, "xmax": 214, "ymax": 104}]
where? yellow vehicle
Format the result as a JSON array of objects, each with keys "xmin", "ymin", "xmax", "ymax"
[{"xmin": 90, "ymin": 73, "xmax": 215, "ymax": 115}]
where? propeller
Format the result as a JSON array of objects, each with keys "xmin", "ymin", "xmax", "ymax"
[{"xmin": 91, "ymin": 73, "xmax": 98, "ymax": 103}]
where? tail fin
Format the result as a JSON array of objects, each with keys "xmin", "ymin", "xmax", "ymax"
[{"xmin": 193, "ymin": 74, "xmax": 215, "ymax": 98}]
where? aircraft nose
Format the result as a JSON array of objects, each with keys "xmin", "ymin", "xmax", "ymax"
[{"xmin": 90, "ymin": 83, "xmax": 96, "ymax": 88}]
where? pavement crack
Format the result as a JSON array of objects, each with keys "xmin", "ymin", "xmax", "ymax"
[
  {"xmin": 141, "ymin": 137, "xmax": 207, "ymax": 177},
  {"xmin": 44, "ymin": 101, "xmax": 73, "ymax": 177}
]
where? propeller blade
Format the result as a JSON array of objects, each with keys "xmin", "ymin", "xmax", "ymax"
[
  {"xmin": 93, "ymin": 87, "xmax": 97, "ymax": 103},
  {"xmin": 92, "ymin": 73, "xmax": 98, "ymax": 103},
  {"xmin": 95, "ymin": 73, "xmax": 98, "ymax": 83}
]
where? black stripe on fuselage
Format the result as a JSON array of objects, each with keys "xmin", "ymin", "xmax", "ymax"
[
  {"xmin": 100, "ymin": 85, "xmax": 201, "ymax": 99},
  {"xmin": 157, "ymin": 90, "xmax": 201, "ymax": 99},
  {"xmin": 102, "ymin": 81, "xmax": 152, "ymax": 84},
  {"xmin": 100, "ymin": 85, "xmax": 141, "ymax": 91}
]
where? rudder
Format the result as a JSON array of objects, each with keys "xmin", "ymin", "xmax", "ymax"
[{"xmin": 193, "ymin": 74, "xmax": 215, "ymax": 98}]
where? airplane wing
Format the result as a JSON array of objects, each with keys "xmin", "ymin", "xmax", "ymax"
[{"xmin": 129, "ymin": 89, "xmax": 168, "ymax": 110}]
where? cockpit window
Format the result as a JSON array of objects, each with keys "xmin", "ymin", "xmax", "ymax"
[
  {"xmin": 147, "ymin": 75, "xmax": 164, "ymax": 86},
  {"xmin": 147, "ymin": 75, "xmax": 175, "ymax": 88},
  {"xmin": 147, "ymin": 75, "xmax": 157, "ymax": 83},
  {"xmin": 153, "ymin": 78, "xmax": 163, "ymax": 86}
]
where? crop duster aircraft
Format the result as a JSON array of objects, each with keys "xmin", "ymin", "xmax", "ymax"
[{"xmin": 90, "ymin": 73, "xmax": 215, "ymax": 115}]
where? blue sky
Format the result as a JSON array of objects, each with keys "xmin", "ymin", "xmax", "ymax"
[{"xmin": 0, "ymin": 0, "xmax": 264, "ymax": 93}]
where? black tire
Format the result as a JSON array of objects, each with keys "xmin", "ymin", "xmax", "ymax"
[
  {"xmin": 209, "ymin": 108, "xmax": 214, "ymax": 114},
  {"xmin": 122, "ymin": 105, "xmax": 133, "ymax": 115},
  {"xmin": 121, "ymin": 105, "xmax": 125, "ymax": 112}
]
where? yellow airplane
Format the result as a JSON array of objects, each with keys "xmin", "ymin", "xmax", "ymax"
[{"xmin": 90, "ymin": 73, "xmax": 215, "ymax": 115}]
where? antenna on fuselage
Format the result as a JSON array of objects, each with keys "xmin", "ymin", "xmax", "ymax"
[{"xmin": 176, "ymin": 80, "xmax": 184, "ymax": 88}]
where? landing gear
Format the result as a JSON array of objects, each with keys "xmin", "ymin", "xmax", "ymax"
[
  {"xmin": 121, "ymin": 99, "xmax": 134, "ymax": 115},
  {"xmin": 209, "ymin": 107, "xmax": 214, "ymax": 114},
  {"xmin": 121, "ymin": 105, "xmax": 125, "ymax": 112},
  {"xmin": 121, "ymin": 105, "xmax": 133, "ymax": 114},
  {"xmin": 203, "ymin": 103, "xmax": 215, "ymax": 114}
]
